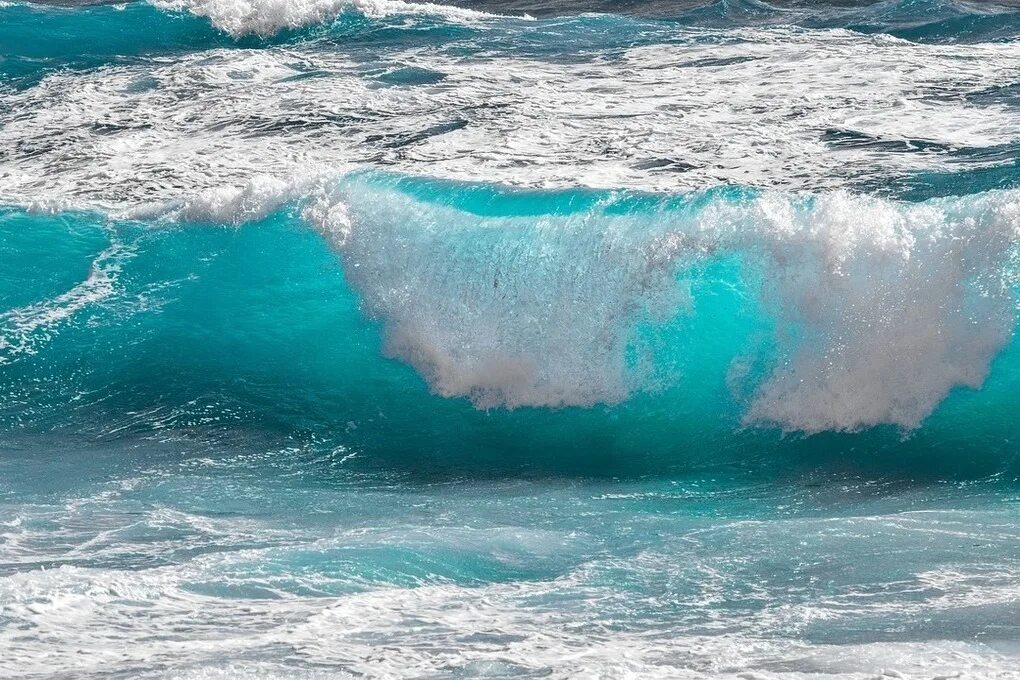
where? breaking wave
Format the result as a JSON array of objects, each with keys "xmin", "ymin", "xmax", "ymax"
[
  {"xmin": 151, "ymin": 0, "xmax": 513, "ymax": 38},
  {"xmin": 311, "ymin": 175, "xmax": 1020, "ymax": 431},
  {"xmin": 3, "ymin": 173, "xmax": 1018, "ymax": 444}
]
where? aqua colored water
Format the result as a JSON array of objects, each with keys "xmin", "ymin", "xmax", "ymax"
[{"xmin": 2, "ymin": 1, "xmax": 1020, "ymax": 677}]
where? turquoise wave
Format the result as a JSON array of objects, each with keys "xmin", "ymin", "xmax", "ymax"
[
  {"xmin": 2, "ymin": 174, "xmax": 1018, "ymax": 479},
  {"xmin": 5, "ymin": 2, "xmax": 1020, "ymax": 676}
]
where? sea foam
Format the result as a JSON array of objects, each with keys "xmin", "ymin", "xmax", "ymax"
[
  {"xmin": 152, "ymin": 0, "xmax": 510, "ymax": 37},
  {"xmin": 309, "ymin": 175, "xmax": 1020, "ymax": 432}
]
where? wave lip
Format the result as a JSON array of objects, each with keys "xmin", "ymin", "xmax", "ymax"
[
  {"xmin": 304, "ymin": 180, "xmax": 685, "ymax": 409},
  {"xmin": 725, "ymin": 191, "xmax": 1020, "ymax": 432}
]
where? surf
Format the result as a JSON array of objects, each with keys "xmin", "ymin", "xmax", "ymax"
[
  {"xmin": 2, "ymin": 174, "xmax": 1018, "ymax": 477},
  {"xmin": 4, "ymin": 3, "xmax": 1020, "ymax": 675}
]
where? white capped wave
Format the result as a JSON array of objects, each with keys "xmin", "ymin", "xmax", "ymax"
[
  {"xmin": 311, "ymin": 178, "xmax": 1019, "ymax": 431},
  {"xmin": 152, "ymin": 0, "xmax": 512, "ymax": 37},
  {"xmin": 710, "ymin": 191, "xmax": 1020, "ymax": 432},
  {"xmin": 306, "ymin": 182, "xmax": 698, "ymax": 409},
  {"xmin": 3, "ymin": 12, "xmax": 1020, "ymax": 433}
]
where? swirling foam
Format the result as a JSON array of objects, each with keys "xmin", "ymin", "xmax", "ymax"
[{"xmin": 3, "ymin": 25, "xmax": 1020, "ymax": 213}]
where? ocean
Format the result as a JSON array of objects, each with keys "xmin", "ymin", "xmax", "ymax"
[{"xmin": 1, "ymin": 0, "xmax": 1020, "ymax": 677}]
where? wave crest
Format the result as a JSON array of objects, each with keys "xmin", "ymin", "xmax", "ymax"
[
  {"xmin": 311, "ymin": 175, "xmax": 1020, "ymax": 431},
  {"xmin": 152, "ymin": 0, "xmax": 511, "ymax": 37}
]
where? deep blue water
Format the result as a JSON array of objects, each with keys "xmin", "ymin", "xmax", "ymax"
[{"xmin": 2, "ymin": 1, "xmax": 1020, "ymax": 677}]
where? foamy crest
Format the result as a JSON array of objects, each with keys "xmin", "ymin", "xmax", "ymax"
[
  {"xmin": 127, "ymin": 173, "xmax": 335, "ymax": 225},
  {"xmin": 306, "ymin": 181, "xmax": 700, "ymax": 409},
  {"xmin": 313, "ymin": 178, "xmax": 1020, "ymax": 431},
  {"xmin": 710, "ymin": 192, "xmax": 1020, "ymax": 432},
  {"xmin": 153, "ymin": 0, "xmax": 507, "ymax": 37}
]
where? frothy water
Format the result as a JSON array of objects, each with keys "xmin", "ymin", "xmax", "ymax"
[
  {"xmin": 4, "ymin": 3, "xmax": 1020, "ymax": 210},
  {"xmin": 309, "ymin": 175, "xmax": 1019, "ymax": 431},
  {"xmin": 153, "ymin": 0, "xmax": 511, "ymax": 37},
  {"xmin": 3, "ymin": 0, "xmax": 1020, "ymax": 677}
]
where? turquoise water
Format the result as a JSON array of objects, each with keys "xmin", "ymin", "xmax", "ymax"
[{"xmin": 2, "ymin": 1, "xmax": 1020, "ymax": 677}]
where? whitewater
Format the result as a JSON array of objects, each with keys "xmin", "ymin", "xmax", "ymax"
[{"xmin": 2, "ymin": 0, "xmax": 1020, "ymax": 678}]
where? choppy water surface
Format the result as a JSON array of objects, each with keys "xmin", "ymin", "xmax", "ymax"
[{"xmin": 2, "ymin": 0, "xmax": 1020, "ymax": 677}]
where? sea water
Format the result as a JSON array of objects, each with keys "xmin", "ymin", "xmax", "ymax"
[{"xmin": 2, "ymin": 0, "xmax": 1020, "ymax": 677}]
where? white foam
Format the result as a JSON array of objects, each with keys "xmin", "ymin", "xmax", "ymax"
[
  {"xmin": 2, "ymin": 28, "xmax": 1019, "ymax": 213},
  {"xmin": 0, "ymin": 240, "xmax": 133, "ymax": 365},
  {"xmin": 152, "ymin": 0, "xmax": 510, "ymax": 37},
  {"xmin": 313, "ymin": 180, "xmax": 1019, "ymax": 430},
  {"xmin": 3, "ymin": 478, "xmax": 1019, "ymax": 679},
  {"xmin": 128, "ymin": 172, "xmax": 333, "ymax": 224},
  {"xmin": 307, "ymin": 182, "xmax": 699, "ymax": 409},
  {"xmin": 4, "ymin": 558, "xmax": 1018, "ymax": 679},
  {"xmin": 709, "ymin": 191, "xmax": 1020, "ymax": 432}
]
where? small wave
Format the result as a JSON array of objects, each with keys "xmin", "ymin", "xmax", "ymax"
[{"xmin": 151, "ymin": 0, "xmax": 518, "ymax": 37}]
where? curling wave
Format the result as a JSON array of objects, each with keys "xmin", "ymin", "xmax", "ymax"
[
  {"xmin": 309, "ymin": 174, "xmax": 1020, "ymax": 432},
  {"xmin": 3, "ymin": 174, "xmax": 1018, "ymax": 443}
]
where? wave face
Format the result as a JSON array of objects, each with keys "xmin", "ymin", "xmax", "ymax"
[
  {"xmin": 312, "ymin": 175, "xmax": 1020, "ymax": 431},
  {"xmin": 3, "ymin": 0, "xmax": 1020, "ymax": 678},
  {"xmin": 3, "ymin": 177, "xmax": 1019, "ymax": 460}
]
